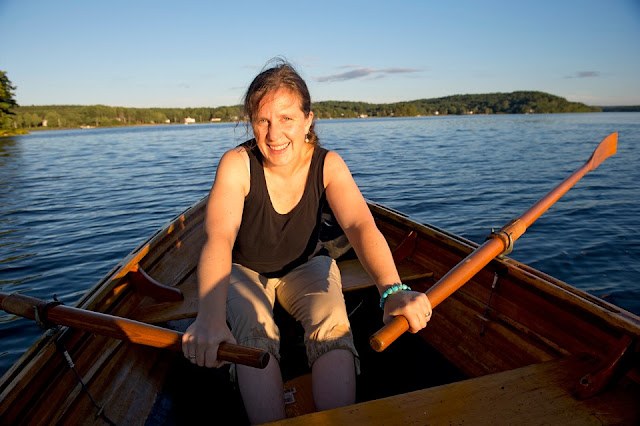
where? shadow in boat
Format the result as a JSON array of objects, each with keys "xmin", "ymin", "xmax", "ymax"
[{"xmin": 145, "ymin": 284, "xmax": 465, "ymax": 425}]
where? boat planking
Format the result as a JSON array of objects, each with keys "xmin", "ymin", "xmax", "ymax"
[{"xmin": 1, "ymin": 196, "xmax": 639, "ymax": 425}]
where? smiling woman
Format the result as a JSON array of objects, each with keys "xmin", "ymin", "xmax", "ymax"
[{"xmin": 180, "ymin": 58, "xmax": 432, "ymax": 424}]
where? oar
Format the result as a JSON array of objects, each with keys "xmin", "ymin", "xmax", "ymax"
[
  {"xmin": 0, "ymin": 292, "xmax": 270, "ymax": 369},
  {"xmin": 370, "ymin": 132, "xmax": 618, "ymax": 352}
]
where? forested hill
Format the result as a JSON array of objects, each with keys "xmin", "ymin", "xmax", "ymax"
[
  {"xmin": 11, "ymin": 91, "xmax": 600, "ymax": 129},
  {"xmin": 313, "ymin": 91, "xmax": 600, "ymax": 118}
]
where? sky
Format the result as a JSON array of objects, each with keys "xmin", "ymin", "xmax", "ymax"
[{"xmin": 1, "ymin": 0, "xmax": 639, "ymax": 108}]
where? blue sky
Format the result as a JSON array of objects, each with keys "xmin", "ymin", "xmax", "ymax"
[{"xmin": 1, "ymin": 0, "xmax": 639, "ymax": 108}]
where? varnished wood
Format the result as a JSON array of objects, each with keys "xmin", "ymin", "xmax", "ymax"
[
  {"xmin": 129, "ymin": 263, "xmax": 184, "ymax": 302},
  {"xmin": 0, "ymin": 292, "xmax": 269, "ymax": 369},
  {"xmin": 131, "ymin": 258, "xmax": 433, "ymax": 323},
  {"xmin": 391, "ymin": 230, "xmax": 418, "ymax": 263},
  {"xmin": 269, "ymin": 355, "xmax": 640, "ymax": 425},
  {"xmin": 284, "ymin": 374, "xmax": 316, "ymax": 418},
  {"xmin": 576, "ymin": 334, "xmax": 636, "ymax": 399},
  {"xmin": 131, "ymin": 275, "xmax": 199, "ymax": 323},
  {"xmin": 132, "ymin": 227, "xmax": 427, "ymax": 324}
]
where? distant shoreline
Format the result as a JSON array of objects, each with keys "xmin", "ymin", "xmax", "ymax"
[
  {"xmin": 599, "ymin": 105, "xmax": 640, "ymax": 112},
  {"xmin": 4, "ymin": 91, "xmax": 639, "ymax": 137},
  {"xmin": 4, "ymin": 110, "xmax": 639, "ymax": 138}
]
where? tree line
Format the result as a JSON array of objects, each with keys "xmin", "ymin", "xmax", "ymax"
[
  {"xmin": 600, "ymin": 105, "xmax": 640, "ymax": 112},
  {"xmin": 312, "ymin": 91, "xmax": 601, "ymax": 118},
  {"xmin": 8, "ymin": 91, "xmax": 601, "ymax": 130},
  {"xmin": 1, "ymin": 68, "xmax": 606, "ymax": 134},
  {"xmin": 11, "ymin": 104, "xmax": 243, "ymax": 129}
]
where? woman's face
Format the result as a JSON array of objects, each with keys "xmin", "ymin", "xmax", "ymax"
[{"xmin": 252, "ymin": 88, "xmax": 313, "ymax": 168}]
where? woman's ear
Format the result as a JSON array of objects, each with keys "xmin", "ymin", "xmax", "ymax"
[{"xmin": 306, "ymin": 111, "xmax": 314, "ymax": 133}]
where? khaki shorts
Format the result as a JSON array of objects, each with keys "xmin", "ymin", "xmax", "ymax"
[{"xmin": 227, "ymin": 255, "xmax": 359, "ymax": 368}]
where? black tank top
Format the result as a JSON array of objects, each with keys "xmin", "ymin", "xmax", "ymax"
[{"xmin": 232, "ymin": 140, "xmax": 329, "ymax": 278}]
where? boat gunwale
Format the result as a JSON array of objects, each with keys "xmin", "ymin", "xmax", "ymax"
[{"xmin": 0, "ymin": 196, "xmax": 208, "ymax": 397}]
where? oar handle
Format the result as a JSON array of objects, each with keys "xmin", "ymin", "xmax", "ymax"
[
  {"xmin": 0, "ymin": 292, "xmax": 269, "ymax": 369},
  {"xmin": 370, "ymin": 316, "xmax": 410, "ymax": 352}
]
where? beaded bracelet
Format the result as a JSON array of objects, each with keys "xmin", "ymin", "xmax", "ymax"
[{"xmin": 379, "ymin": 283, "xmax": 411, "ymax": 309}]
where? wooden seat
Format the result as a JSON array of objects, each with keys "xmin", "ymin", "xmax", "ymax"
[
  {"xmin": 132, "ymin": 230, "xmax": 432, "ymax": 323},
  {"xmin": 271, "ymin": 354, "xmax": 640, "ymax": 425},
  {"xmin": 339, "ymin": 258, "xmax": 432, "ymax": 292},
  {"xmin": 132, "ymin": 257, "xmax": 432, "ymax": 323}
]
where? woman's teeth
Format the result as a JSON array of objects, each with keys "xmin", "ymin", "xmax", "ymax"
[{"xmin": 270, "ymin": 142, "xmax": 290, "ymax": 151}]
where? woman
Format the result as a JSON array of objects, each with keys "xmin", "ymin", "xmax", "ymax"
[{"xmin": 182, "ymin": 59, "xmax": 432, "ymax": 424}]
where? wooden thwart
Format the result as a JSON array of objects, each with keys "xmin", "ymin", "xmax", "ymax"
[
  {"xmin": 339, "ymin": 258, "xmax": 432, "ymax": 292},
  {"xmin": 132, "ymin": 257, "xmax": 433, "ymax": 323},
  {"xmin": 271, "ymin": 354, "xmax": 640, "ymax": 425},
  {"xmin": 133, "ymin": 229, "xmax": 430, "ymax": 323}
]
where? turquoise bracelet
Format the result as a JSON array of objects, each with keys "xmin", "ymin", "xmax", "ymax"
[{"xmin": 379, "ymin": 283, "xmax": 411, "ymax": 309}]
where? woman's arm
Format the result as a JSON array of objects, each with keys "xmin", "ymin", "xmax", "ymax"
[
  {"xmin": 182, "ymin": 148, "xmax": 249, "ymax": 367},
  {"xmin": 324, "ymin": 151, "xmax": 431, "ymax": 332}
]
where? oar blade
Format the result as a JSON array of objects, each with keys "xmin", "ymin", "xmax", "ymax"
[{"xmin": 587, "ymin": 132, "xmax": 617, "ymax": 171}]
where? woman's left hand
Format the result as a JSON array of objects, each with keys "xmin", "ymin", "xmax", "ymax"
[{"xmin": 382, "ymin": 290, "xmax": 432, "ymax": 333}]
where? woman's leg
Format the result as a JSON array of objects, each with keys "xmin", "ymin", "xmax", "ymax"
[
  {"xmin": 227, "ymin": 264, "xmax": 285, "ymax": 423},
  {"xmin": 311, "ymin": 349, "xmax": 356, "ymax": 411},
  {"xmin": 277, "ymin": 256, "xmax": 358, "ymax": 411},
  {"xmin": 237, "ymin": 356, "xmax": 286, "ymax": 423}
]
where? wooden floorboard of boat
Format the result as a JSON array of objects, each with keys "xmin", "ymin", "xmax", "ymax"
[{"xmin": 270, "ymin": 355, "xmax": 640, "ymax": 425}]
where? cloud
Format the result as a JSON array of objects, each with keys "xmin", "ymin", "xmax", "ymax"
[
  {"xmin": 314, "ymin": 66, "xmax": 421, "ymax": 83},
  {"xmin": 565, "ymin": 71, "xmax": 601, "ymax": 79}
]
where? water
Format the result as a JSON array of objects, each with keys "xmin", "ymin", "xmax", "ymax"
[{"xmin": 1, "ymin": 113, "xmax": 639, "ymax": 376}]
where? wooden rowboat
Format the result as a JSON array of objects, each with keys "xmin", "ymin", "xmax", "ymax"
[
  {"xmin": 1, "ymin": 133, "xmax": 639, "ymax": 424},
  {"xmin": 1, "ymin": 195, "xmax": 639, "ymax": 425}
]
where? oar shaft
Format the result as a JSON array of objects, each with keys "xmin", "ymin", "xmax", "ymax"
[
  {"xmin": 0, "ymin": 292, "xmax": 269, "ymax": 369},
  {"xmin": 425, "ymin": 238, "xmax": 505, "ymax": 308},
  {"xmin": 370, "ymin": 132, "xmax": 618, "ymax": 352},
  {"xmin": 516, "ymin": 163, "xmax": 589, "ymax": 237}
]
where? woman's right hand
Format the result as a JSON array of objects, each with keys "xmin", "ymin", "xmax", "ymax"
[{"xmin": 182, "ymin": 316, "xmax": 237, "ymax": 368}]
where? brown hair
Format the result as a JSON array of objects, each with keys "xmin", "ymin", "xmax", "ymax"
[{"xmin": 243, "ymin": 58, "xmax": 318, "ymax": 145}]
